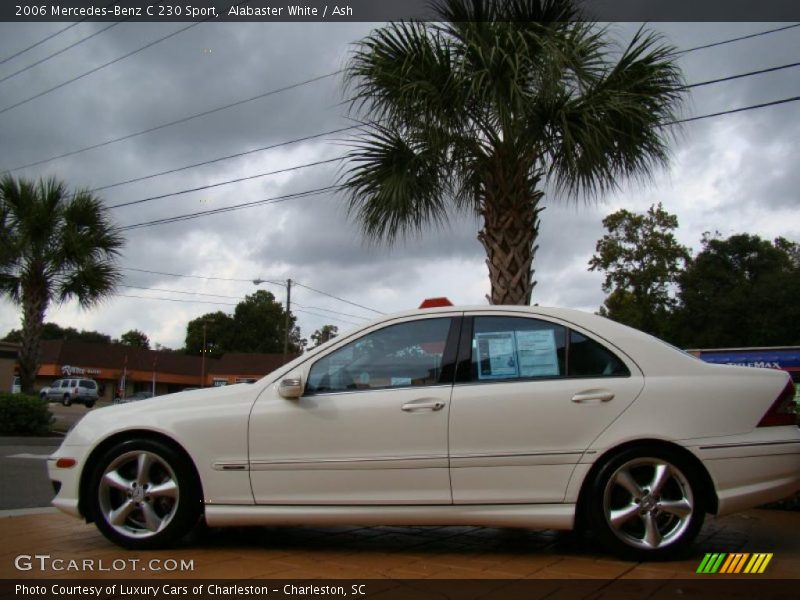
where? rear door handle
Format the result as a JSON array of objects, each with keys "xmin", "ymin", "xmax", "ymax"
[
  {"xmin": 571, "ymin": 390, "xmax": 615, "ymax": 403},
  {"xmin": 402, "ymin": 401, "xmax": 446, "ymax": 412}
]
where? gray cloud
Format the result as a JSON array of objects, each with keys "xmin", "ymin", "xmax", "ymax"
[{"xmin": 1, "ymin": 21, "xmax": 799, "ymax": 346}]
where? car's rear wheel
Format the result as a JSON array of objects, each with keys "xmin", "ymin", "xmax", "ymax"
[
  {"xmin": 62, "ymin": 395, "xmax": 72, "ymax": 407},
  {"xmin": 587, "ymin": 447, "xmax": 705, "ymax": 560},
  {"xmin": 85, "ymin": 401, "xmax": 95, "ymax": 408},
  {"xmin": 87, "ymin": 439, "xmax": 200, "ymax": 549}
]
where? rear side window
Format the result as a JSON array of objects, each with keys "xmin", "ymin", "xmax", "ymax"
[
  {"xmin": 80, "ymin": 380, "xmax": 96, "ymax": 389},
  {"xmin": 472, "ymin": 316, "xmax": 567, "ymax": 380},
  {"xmin": 469, "ymin": 316, "xmax": 629, "ymax": 381},
  {"xmin": 569, "ymin": 331, "xmax": 630, "ymax": 377}
]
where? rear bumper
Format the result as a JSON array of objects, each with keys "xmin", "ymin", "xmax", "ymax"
[{"xmin": 687, "ymin": 428, "xmax": 800, "ymax": 516}]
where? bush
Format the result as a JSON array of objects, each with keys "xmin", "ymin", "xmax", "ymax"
[{"xmin": 0, "ymin": 392, "xmax": 54, "ymax": 435}]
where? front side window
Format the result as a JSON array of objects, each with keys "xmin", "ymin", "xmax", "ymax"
[
  {"xmin": 472, "ymin": 316, "xmax": 567, "ymax": 381},
  {"xmin": 306, "ymin": 318, "xmax": 453, "ymax": 394}
]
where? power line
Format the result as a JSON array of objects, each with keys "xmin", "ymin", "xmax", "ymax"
[
  {"xmin": 293, "ymin": 282, "xmax": 386, "ymax": 315},
  {"xmin": 684, "ymin": 61, "xmax": 800, "ymax": 90},
  {"xmin": 5, "ymin": 73, "xmax": 343, "ymax": 173},
  {"xmin": 108, "ymin": 157, "xmax": 342, "ymax": 209},
  {"xmin": 0, "ymin": 23, "xmax": 85, "ymax": 67},
  {"xmin": 292, "ymin": 304, "xmax": 370, "ymax": 321},
  {"xmin": 119, "ymin": 185, "xmax": 339, "ymax": 231},
  {"xmin": 0, "ymin": 21, "xmax": 123, "ymax": 86},
  {"xmin": 122, "ymin": 267, "xmax": 257, "ymax": 283},
  {"xmin": 293, "ymin": 307, "xmax": 360, "ymax": 327},
  {"xmin": 123, "ymin": 281, "xmax": 371, "ymax": 321},
  {"xmin": 90, "ymin": 125, "xmax": 357, "ymax": 194},
  {"xmin": 103, "ymin": 59, "xmax": 800, "ymax": 210},
  {"xmin": 121, "ymin": 268, "xmax": 383, "ymax": 316},
  {"xmin": 675, "ymin": 23, "xmax": 800, "ymax": 55},
  {"xmin": 113, "ymin": 92, "xmax": 800, "ymax": 230},
  {"xmin": 117, "ymin": 293, "xmax": 238, "ymax": 306},
  {"xmin": 668, "ymin": 94, "xmax": 800, "ymax": 125},
  {"xmin": 5, "ymin": 23, "xmax": 797, "ymax": 172},
  {"xmin": 0, "ymin": 0, "xmax": 124, "ymax": 68},
  {"xmin": 120, "ymin": 284, "xmax": 243, "ymax": 300},
  {"xmin": 0, "ymin": 20, "xmax": 204, "ymax": 117}
]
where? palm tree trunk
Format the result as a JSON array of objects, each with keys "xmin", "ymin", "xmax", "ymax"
[
  {"xmin": 19, "ymin": 289, "xmax": 47, "ymax": 395},
  {"xmin": 478, "ymin": 165, "xmax": 544, "ymax": 305}
]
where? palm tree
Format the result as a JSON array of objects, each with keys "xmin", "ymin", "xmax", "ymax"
[
  {"xmin": 0, "ymin": 175, "xmax": 124, "ymax": 394},
  {"xmin": 342, "ymin": 0, "xmax": 685, "ymax": 304}
]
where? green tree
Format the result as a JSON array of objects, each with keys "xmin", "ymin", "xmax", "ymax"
[
  {"xmin": 342, "ymin": 0, "xmax": 684, "ymax": 305},
  {"xmin": 184, "ymin": 311, "xmax": 233, "ymax": 357},
  {"xmin": 675, "ymin": 234, "xmax": 800, "ymax": 348},
  {"xmin": 589, "ymin": 203, "xmax": 690, "ymax": 337},
  {"xmin": 2, "ymin": 322, "xmax": 111, "ymax": 344},
  {"xmin": 118, "ymin": 329, "xmax": 150, "ymax": 349},
  {"xmin": 0, "ymin": 176, "xmax": 123, "ymax": 393},
  {"xmin": 183, "ymin": 291, "xmax": 302, "ymax": 356},
  {"xmin": 311, "ymin": 324, "xmax": 339, "ymax": 348},
  {"xmin": 232, "ymin": 290, "xmax": 302, "ymax": 354}
]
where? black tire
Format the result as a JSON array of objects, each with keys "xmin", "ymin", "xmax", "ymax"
[
  {"xmin": 84, "ymin": 401, "xmax": 95, "ymax": 408},
  {"xmin": 62, "ymin": 395, "xmax": 72, "ymax": 407},
  {"xmin": 87, "ymin": 438, "xmax": 201, "ymax": 550},
  {"xmin": 586, "ymin": 446, "xmax": 705, "ymax": 560}
]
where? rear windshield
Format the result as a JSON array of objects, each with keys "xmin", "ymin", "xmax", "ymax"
[{"xmin": 80, "ymin": 380, "xmax": 96, "ymax": 389}]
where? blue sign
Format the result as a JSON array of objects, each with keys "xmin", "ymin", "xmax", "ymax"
[{"xmin": 697, "ymin": 349, "xmax": 800, "ymax": 370}]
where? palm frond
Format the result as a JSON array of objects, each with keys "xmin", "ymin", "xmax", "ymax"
[{"xmin": 340, "ymin": 123, "xmax": 454, "ymax": 243}]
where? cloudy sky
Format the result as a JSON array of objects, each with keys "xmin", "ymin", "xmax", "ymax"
[{"xmin": 1, "ymin": 18, "xmax": 798, "ymax": 350}]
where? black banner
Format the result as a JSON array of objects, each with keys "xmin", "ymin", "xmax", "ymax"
[
  {"xmin": 1, "ymin": 0, "xmax": 800, "ymax": 23},
  {"xmin": 3, "ymin": 579, "xmax": 800, "ymax": 600}
]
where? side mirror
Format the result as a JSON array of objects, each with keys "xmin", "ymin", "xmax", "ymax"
[{"xmin": 278, "ymin": 376, "xmax": 303, "ymax": 399}]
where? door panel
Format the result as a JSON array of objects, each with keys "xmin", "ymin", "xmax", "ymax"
[
  {"xmin": 248, "ymin": 315, "xmax": 460, "ymax": 504},
  {"xmin": 449, "ymin": 315, "xmax": 644, "ymax": 504}
]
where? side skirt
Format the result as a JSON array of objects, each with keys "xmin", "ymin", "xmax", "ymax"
[{"xmin": 204, "ymin": 503, "xmax": 575, "ymax": 529}]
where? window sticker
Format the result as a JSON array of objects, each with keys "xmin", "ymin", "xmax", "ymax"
[
  {"xmin": 517, "ymin": 329, "xmax": 559, "ymax": 377},
  {"xmin": 475, "ymin": 332, "xmax": 519, "ymax": 379},
  {"xmin": 390, "ymin": 377, "xmax": 412, "ymax": 387}
]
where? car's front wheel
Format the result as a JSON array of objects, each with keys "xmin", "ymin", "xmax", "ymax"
[
  {"xmin": 587, "ymin": 447, "xmax": 705, "ymax": 560},
  {"xmin": 87, "ymin": 439, "xmax": 201, "ymax": 549}
]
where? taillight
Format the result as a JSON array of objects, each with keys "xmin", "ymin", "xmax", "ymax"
[{"xmin": 757, "ymin": 380, "xmax": 797, "ymax": 427}]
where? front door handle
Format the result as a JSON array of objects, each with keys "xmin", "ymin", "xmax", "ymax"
[
  {"xmin": 571, "ymin": 389, "xmax": 615, "ymax": 403},
  {"xmin": 402, "ymin": 401, "xmax": 446, "ymax": 412}
]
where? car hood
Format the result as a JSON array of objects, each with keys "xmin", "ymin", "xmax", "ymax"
[{"xmin": 61, "ymin": 383, "xmax": 262, "ymax": 447}]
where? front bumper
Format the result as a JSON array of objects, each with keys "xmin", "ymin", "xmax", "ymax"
[{"xmin": 47, "ymin": 444, "xmax": 92, "ymax": 519}]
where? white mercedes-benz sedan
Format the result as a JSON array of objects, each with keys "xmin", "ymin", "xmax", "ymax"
[{"xmin": 48, "ymin": 304, "xmax": 800, "ymax": 559}]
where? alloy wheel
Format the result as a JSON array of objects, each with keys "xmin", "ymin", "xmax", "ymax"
[
  {"xmin": 602, "ymin": 457, "xmax": 694, "ymax": 550},
  {"xmin": 97, "ymin": 450, "xmax": 180, "ymax": 539}
]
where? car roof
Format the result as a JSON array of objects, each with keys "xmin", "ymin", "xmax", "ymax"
[{"xmin": 266, "ymin": 304, "xmax": 709, "ymax": 381}]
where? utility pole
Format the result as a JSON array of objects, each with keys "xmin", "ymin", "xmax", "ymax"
[
  {"xmin": 200, "ymin": 321, "xmax": 207, "ymax": 388},
  {"xmin": 283, "ymin": 278, "xmax": 292, "ymax": 364}
]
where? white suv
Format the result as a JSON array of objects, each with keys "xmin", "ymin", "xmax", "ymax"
[{"xmin": 45, "ymin": 378, "xmax": 99, "ymax": 408}]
